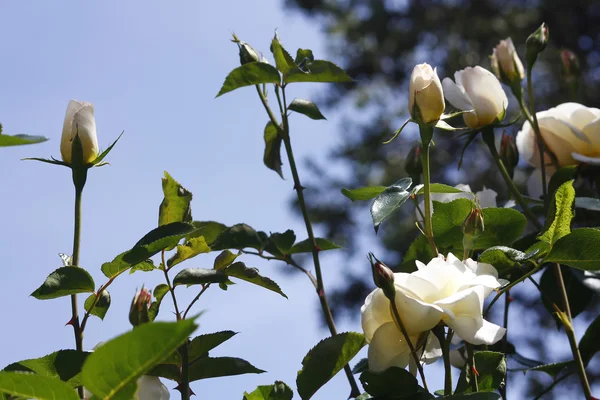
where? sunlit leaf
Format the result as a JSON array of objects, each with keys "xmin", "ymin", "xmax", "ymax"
[
  {"xmin": 217, "ymin": 63, "xmax": 281, "ymax": 97},
  {"xmin": 263, "ymin": 121, "xmax": 284, "ymax": 178},
  {"xmin": 243, "ymin": 381, "xmax": 293, "ymax": 400},
  {"xmin": 3, "ymin": 350, "xmax": 89, "ymax": 387},
  {"xmin": 545, "ymin": 228, "xmax": 600, "ymax": 271},
  {"xmin": 0, "ymin": 372, "xmax": 79, "ymax": 400},
  {"xmin": 288, "ymin": 98, "xmax": 326, "ymax": 120},
  {"xmin": 159, "ymin": 171, "xmax": 192, "ymax": 227},
  {"xmin": 223, "ymin": 262, "xmax": 287, "ymax": 298},
  {"xmin": 31, "ymin": 267, "xmax": 95, "ymax": 300},
  {"xmin": 285, "ymin": 60, "xmax": 353, "ymax": 84},
  {"xmin": 84, "ymin": 290, "xmax": 111, "ymax": 320}
]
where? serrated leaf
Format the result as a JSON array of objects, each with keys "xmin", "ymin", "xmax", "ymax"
[
  {"xmin": 271, "ymin": 37, "xmax": 296, "ymax": 75},
  {"xmin": 296, "ymin": 332, "xmax": 366, "ymax": 400},
  {"xmin": 224, "ymin": 262, "xmax": 287, "ymax": 298},
  {"xmin": 359, "ymin": 367, "xmax": 424, "ymax": 398},
  {"xmin": 478, "ymin": 246, "xmax": 537, "ymax": 276},
  {"xmin": 31, "ymin": 267, "xmax": 95, "ymax": 300},
  {"xmin": 351, "ymin": 358, "xmax": 368, "ymax": 374},
  {"xmin": 82, "ymin": 319, "xmax": 197, "ymax": 399},
  {"xmin": 294, "ymin": 48, "xmax": 315, "ymax": 68},
  {"xmin": 288, "ymin": 98, "xmax": 326, "ymax": 120},
  {"xmin": 84, "ymin": 290, "xmax": 111, "ymax": 320},
  {"xmin": 212, "ymin": 250, "xmax": 238, "ymax": 270},
  {"xmin": 148, "ymin": 284, "xmax": 169, "ymax": 322},
  {"xmin": 3, "ymin": 350, "xmax": 89, "ymax": 387},
  {"xmin": 167, "ymin": 236, "xmax": 211, "ymax": 268},
  {"xmin": 265, "ymin": 230, "xmax": 296, "ymax": 256},
  {"xmin": 189, "ymin": 357, "xmax": 265, "ymax": 381},
  {"xmin": 173, "ymin": 268, "xmax": 228, "ymax": 286},
  {"xmin": 414, "ymin": 183, "xmax": 465, "ymax": 195},
  {"xmin": 512, "ymin": 361, "xmax": 573, "ymax": 379},
  {"xmin": 263, "ymin": 121, "xmax": 284, "ymax": 178},
  {"xmin": 289, "ymin": 238, "xmax": 341, "ymax": 254},
  {"xmin": 545, "ymin": 228, "xmax": 600, "ymax": 271},
  {"xmin": 243, "ymin": 381, "xmax": 293, "ymax": 400},
  {"xmin": 0, "ymin": 372, "xmax": 79, "ymax": 400},
  {"xmin": 159, "ymin": 171, "xmax": 192, "ymax": 228},
  {"xmin": 217, "ymin": 63, "xmax": 281, "ymax": 97},
  {"xmin": 341, "ymin": 186, "xmax": 387, "ymax": 201},
  {"xmin": 455, "ymin": 351, "xmax": 505, "ymax": 394},
  {"xmin": 285, "ymin": 60, "xmax": 353, "ymax": 84},
  {"xmin": 370, "ymin": 178, "xmax": 413, "ymax": 232},
  {"xmin": 0, "ymin": 133, "xmax": 48, "ymax": 146},
  {"xmin": 211, "ymin": 223, "xmax": 265, "ymax": 251},
  {"xmin": 188, "ymin": 331, "xmax": 237, "ymax": 363},
  {"xmin": 539, "ymin": 180, "xmax": 575, "ymax": 246},
  {"xmin": 188, "ymin": 220, "xmax": 228, "ymax": 244},
  {"xmin": 101, "ymin": 222, "xmax": 196, "ymax": 278}
]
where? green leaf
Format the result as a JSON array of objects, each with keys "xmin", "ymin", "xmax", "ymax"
[
  {"xmin": 540, "ymin": 265, "xmax": 593, "ymax": 323},
  {"xmin": 296, "ymin": 332, "xmax": 366, "ymax": 400},
  {"xmin": 547, "ymin": 165, "xmax": 577, "ymax": 200},
  {"xmin": 271, "ymin": 37, "xmax": 296, "ymax": 75},
  {"xmin": 545, "ymin": 228, "xmax": 600, "ymax": 271},
  {"xmin": 538, "ymin": 180, "xmax": 575, "ymax": 245},
  {"xmin": 173, "ymin": 268, "xmax": 228, "ymax": 286},
  {"xmin": 351, "ymin": 358, "xmax": 368, "ymax": 374},
  {"xmin": 263, "ymin": 121, "xmax": 284, "ymax": 179},
  {"xmin": 288, "ymin": 238, "xmax": 341, "ymax": 254},
  {"xmin": 414, "ymin": 183, "xmax": 465, "ymax": 195},
  {"xmin": 0, "ymin": 372, "xmax": 79, "ymax": 400},
  {"xmin": 0, "ymin": 133, "xmax": 48, "ymax": 147},
  {"xmin": 31, "ymin": 267, "xmax": 95, "ymax": 300},
  {"xmin": 213, "ymin": 250, "xmax": 239, "ymax": 270},
  {"xmin": 129, "ymin": 259, "xmax": 156, "ymax": 274},
  {"xmin": 512, "ymin": 361, "xmax": 573, "ymax": 379},
  {"xmin": 432, "ymin": 200, "xmax": 526, "ymax": 252},
  {"xmin": 224, "ymin": 262, "xmax": 287, "ymax": 298},
  {"xmin": 444, "ymin": 393, "xmax": 501, "ymax": 400},
  {"xmin": 400, "ymin": 235, "xmax": 435, "ymax": 273},
  {"xmin": 455, "ymin": 351, "xmax": 505, "ymax": 393},
  {"xmin": 266, "ymin": 230, "xmax": 296, "ymax": 256},
  {"xmin": 84, "ymin": 290, "xmax": 111, "ymax": 320},
  {"xmin": 288, "ymin": 98, "xmax": 326, "ymax": 120},
  {"xmin": 3, "ymin": 350, "xmax": 89, "ymax": 387},
  {"xmin": 285, "ymin": 60, "xmax": 353, "ymax": 84},
  {"xmin": 294, "ymin": 49, "xmax": 315, "ymax": 66},
  {"xmin": 188, "ymin": 356, "xmax": 265, "ymax": 381},
  {"xmin": 478, "ymin": 246, "xmax": 538, "ymax": 276},
  {"xmin": 576, "ymin": 197, "xmax": 600, "ymax": 212},
  {"xmin": 243, "ymin": 381, "xmax": 294, "ymax": 400},
  {"xmin": 359, "ymin": 367, "xmax": 423, "ymax": 397},
  {"xmin": 167, "ymin": 236, "xmax": 211, "ymax": 268},
  {"xmin": 578, "ymin": 313, "xmax": 600, "ymax": 366},
  {"xmin": 341, "ymin": 186, "xmax": 387, "ymax": 201},
  {"xmin": 148, "ymin": 284, "xmax": 169, "ymax": 322},
  {"xmin": 217, "ymin": 63, "xmax": 281, "ymax": 97},
  {"xmin": 82, "ymin": 319, "xmax": 197, "ymax": 399},
  {"xmin": 188, "ymin": 220, "xmax": 228, "ymax": 245},
  {"xmin": 159, "ymin": 171, "xmax": 193, "ymax": 227},
  {"xmin": 101, "ymin": 222, "xmax": 196, "ymax": 278},
  {"xmin": 370, "ymin": 178, "xmax": 412, "ymax": 232},
  {"xmin": 211, "ymin": 223, "xmax": 265, "ymax": 251},
  {"xmin": 188, "ymin": 331, "xmax": 237, "ymax": 363},
  {"xmin": 90, "ymin": 131, "xmax": 123, "ymax": 166}
]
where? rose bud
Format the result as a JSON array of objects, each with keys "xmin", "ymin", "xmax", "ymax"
[{"xmin": 60, "ymin": 100, "xmax": 99, "ymax": 165}]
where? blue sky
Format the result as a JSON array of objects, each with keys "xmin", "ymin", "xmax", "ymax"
[{"xmin": 0, "ymin": 1, "xmax": 382, "ymax": 398}]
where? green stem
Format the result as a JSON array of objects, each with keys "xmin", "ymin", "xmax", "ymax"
[
  {"xmin": 434, "ymin": 326, "xmax": 453, "ymax": 396},
  {"xmin": 71, "ymin": 183, "xmax": 84, "ymax": 399},
  {"xmin": 526, "ymin": 70, "xmax": 549, "ymax": 209},
  {"xmin": 183, "ymin": 284, "xmax": 210, "ymax": 320},
  {"xmin": 466, "ymin": 343, "xmax": 478, "ymax": 392},
  {"xmin": 272, "ymin": 86, "xmax": 360, "ymax": 397},
  {"xmin": 481, "ymin": 129, "xmax": 542, "ymax": 230},
  {"xmin": 180, "ymin": 341, "xmax": 190, "ymax": 400},
  {"xmin": 552, "ymin": 264, "xmax": 592, "ymax": 399},
  {"xmin": 389, "ymin": 300, "xmax": 429, "ymax": 392},
  {"xmin": 418, "ymin": 124, "xmax": 438, "ymax": 254}
]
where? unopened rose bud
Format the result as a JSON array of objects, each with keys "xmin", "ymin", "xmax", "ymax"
[
  {"xmin": 129, "ymin": 287, "xmax": 152, "ymax": 327},
  {"xmin": 368, "ymin": 253, "xmax": 396, "ymax": 300},
  {"xmin": 404, "ymin": 143, "xmax": 423, "ymax": 178},
  {"xmin": 526, "ymin": 23, "xmax": 549, "ymax": 69},
  {"xmin": 238, "ymin": 41, "xmax": 260, "ymax": 65},
  {"xmin": 462, "ymin": 206, "xmax": 484, "ymax": 255},
  {"xmin": 408, "ymin": 63, "xmax": 445, "ymax": 125},
  {"xmin": 561, "ymin": 49, "xmax": 580, "ymax": 83},
  {"xmin": 60, "ymin": 100, "xmax": 99, "ymax": 165},
  {"xmin": 491, "ymin": 38, "xmax": 525, "ymax": 88},
  {"xmin": 499, "ymin": 132, "xmax": 519, "ymax": 178}
]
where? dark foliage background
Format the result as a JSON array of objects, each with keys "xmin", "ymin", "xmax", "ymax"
[{"xmin": 282, "ymin": 0, "xmax": 600, "ymax": 398}]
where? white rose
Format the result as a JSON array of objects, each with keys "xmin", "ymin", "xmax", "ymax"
[
  {"xmin": 416, "ymin": 184, "xmax": 515, "ymax": 221},
  {"xmin": 516, "ymin": 102, "xmax": 600, "ymax": 168},
  {"xmin": 408, "ymin": 63, "xmax": 445, "ymax": 124},
  {"xmin": 442, "ymin": 66, "xmax": 508, "ymax": 129},
  {"xmin": 490, "ymin": 38, "xmax": 525, "ymax": 83},
  {"xmin": 361, "ymin": 253, "xmax": 505, "ymax": 372},
  {"xmin": 60, "ymin": 99, "xmax": 99, "ymax": 164}
]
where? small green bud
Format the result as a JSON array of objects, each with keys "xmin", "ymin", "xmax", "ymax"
[
  {"xmin": 129, "ymin": 287, "xmax": 152, "ymax": 327},
  {"xmin": 462, "ymin": 205, "xmax": 484, "ymax": 254},
  {"xmin": 368, "ymin": 253, "xmax": 396, "ymax": 300},
  {"xmin": 238, "ymin": 41, "xmax": 260, "ymax": 65},
  {"xmin": 561, "ymin": 49, "xmax": 580, "ymax": 84},
  {"xmin": 526, "ymin": 22, "xmax": 549, "ymax": 70},
  {"xmin": 499, "ymin": 132, "xmax": 519, "ymax": 179}
]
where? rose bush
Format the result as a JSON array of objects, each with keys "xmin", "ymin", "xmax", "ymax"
[
  {"xmin": 361, "ymin": 253, "xmax": 505, "ymax": 372},
  {"xmin": 60, "ymin": 99, "xmax": 99, "ymax": 165},
  {"xmin": 442, "ymin": 66, "xmax": 508, "ymax": 129}
]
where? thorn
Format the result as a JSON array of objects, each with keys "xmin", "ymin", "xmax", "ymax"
[
  {"xmin": 293, "ymin": 183, "xmax": 305, "ymax": 192},
  {"xmin": 471, "ymin": 365, "xmax": 480, "ymax": 377},
  {"xmin": 317, "ymin": 289, "xmax": 324, "ymax": 298},
  {"xmin": 174, "ymin": 383, "xmax": 195, "ymax": 396},
  {"xmin": 314, "ymin": 244, "xmax": 322, "ymax": 252},
  {"xmin": 65, "ymin": 317, "xmax": 74, "ymax": 326},
  {"xmin": 507, "ymin": 295, "xmax": 514, "ymax": 303}
]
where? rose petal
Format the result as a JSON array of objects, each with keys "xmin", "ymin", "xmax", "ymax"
[
  {"xmin": 361, "ymin": 289, "xmax": 393, "ymax": 341},
  {"xmin": 442, "ymin": 77, "xmax": 474, "ymax": 111},
  {"xmin": 367, "ymin": 322, "xmax": 412, "ymax": 372},
  {"xmin": 572, "ymin": 153, "xmax": 600, "ymax": 165},
  {"xmin": 393, "ymin": 287, "xmax": 444, "ymax": 334}
]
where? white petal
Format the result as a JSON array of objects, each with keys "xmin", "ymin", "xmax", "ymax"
[
  {"xmin": 572, "ymin": 152, "xmax": 600, "ymax": 165},
  {"xmin": 447, "ymin": 317, "xmax": 506, "ymax": 345},
  {"xmin": 582, "ymin": 116, "xmax": 600, "ymax": 149},
  {"xmin": 420, "ymin": 332, "xmax": 442, "ymax": 365},
  {"xmin": 135, "ymin": 376, "xmax": 170, "ymax": 400},
  {"xmin": 442, "ymin": 77, "xmax": 474, "ymax": 111},
  {"xmin": 459, "ymin": 66, "xmax": 507, "ymax": 127},
  {"xmin": 367, "ymin": 322, "xmax": 412, "ymax": 372},
  {"xmin": 361, "ymin": 289, "xmax": 393, "ymax": 341},
  {"xmin": 393, "ymin": 287, "xmax": 444, "ymax": 334},
  {"xmin": 475, "ymin": 187, "xmax": 498, "ymax": 208},
  {"xmin": 516, "ymin": 119, "xmax": 538, "ymax": 167}
]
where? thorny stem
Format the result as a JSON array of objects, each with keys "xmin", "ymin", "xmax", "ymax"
[
  {"xmin": 71, "ymin": 185, "xmax": 84, "ymax": 399},
  {"xmin": 183, "ymin": 284, "xmax": 210, "ymax": 320},
  {"xmin": 466, "ymin": 343, "xmax": 479, "ymax": 392},
  {"xmin": 255, "ymin": 85, "xmax": 360, "ymax": 397},
  {"xmin": 481, "ymin": 129, "xmax": 543, "ymax": 230},
  {"xmin": 390, "ymin": 300, "xmax": 429, "ymax": 392}
]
